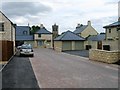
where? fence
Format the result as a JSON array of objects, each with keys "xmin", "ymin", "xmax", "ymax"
[{"xmin": 0, "ymin": 40, "xmax": 14, "ymax": 61}]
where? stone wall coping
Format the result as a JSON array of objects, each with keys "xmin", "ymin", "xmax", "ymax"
[{"xmin": 90, "ymin": 49, "xmax": 120, "ymax": 53}]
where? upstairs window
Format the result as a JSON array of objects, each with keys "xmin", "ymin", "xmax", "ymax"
[
  {"xmin": 108, "ymin": 29, "xmax": 111, "ymax": 33},
  {"xmin": 0, "ymin": 23, "xmax": 4, "ymax": 31},
  {"xmin": 23, "ymin": 31, "xmax": 27, "ymax": 35},
  {"xmin": 38, "ymin": 34, "xmax": 41, "ymax": 37},
  {"xmin": 117, "ymin": 28, "xmax": 120, "ymax": 31}
]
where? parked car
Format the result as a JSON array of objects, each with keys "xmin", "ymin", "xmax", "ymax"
[{"xmin": 19, "ymin": 44, "xmax": 34, "ymax": 57}]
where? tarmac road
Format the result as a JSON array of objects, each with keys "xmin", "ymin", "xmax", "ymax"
[
  {"xmin": 2, "ymin": 56, "xmax": 39, "ymax": 89},
  {"xmin": 30, "ymin": 48, "xmax": 119, "ymax": 88}
]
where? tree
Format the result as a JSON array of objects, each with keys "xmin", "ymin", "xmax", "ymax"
[{"xmin": 30, "ymin": 25, "xmax": 40, "ymax": 35}]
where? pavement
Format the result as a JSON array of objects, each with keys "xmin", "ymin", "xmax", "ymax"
[
  {"xmin": 30, "ymin": 48, "xmax": 119, "ymax": 88},
  {"xmin": 2, "ymin": 56, "xmax": 39, "ymax": 89},
  {"xmin": 63, "ymin": 50, "xmax": 89, "ymax": 58}
]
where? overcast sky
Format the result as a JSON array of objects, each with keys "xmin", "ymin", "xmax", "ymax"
[{"xmin": 1, "ymin": 0, "xmax": 120, "ymax": 34}]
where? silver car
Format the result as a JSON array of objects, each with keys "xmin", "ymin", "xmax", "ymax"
[{"xmin": 19, "ymin": 44, "xmax": 34, "ymax": 57}]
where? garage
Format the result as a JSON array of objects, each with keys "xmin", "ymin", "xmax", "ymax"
[
  {"xmin": 62, "ymin": 41, "xmax": 72, "ymax": 51},
  {"xmin": 75, "ymin": 41, "xmax": 84, "ymax": 50},
  {"xmin": 54, "ymin": 31, "xmax": 85, "ymax": 51}
]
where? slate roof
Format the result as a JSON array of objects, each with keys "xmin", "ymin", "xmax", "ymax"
[
  {"xmin": 73, "ymin": 25, "xmax": 88, "ymax": 34},
  {"xmin": 54, "ymin": 30, "xmax": 85, "ymax": 41},
  {"xmin": 16, "ymin": 26, "xmax": 30, "ymax": 35},
  {"xmin": 87, "ymin": 33, "xmax": 105, "ymax": 41},
  {"xmin": 103, "ymin": 21, "xmax": 120, "ymax": 28},
  {"xmin": 35, "ymin": 28, "xmax": 52, "ymax": 34},
  {"xmin": 16, "ymin": 35, "xmax": 34, "ymax": 41},
  {"xmin": 16, "ymin": 26, "xmax": 33, "ymax": 41}
]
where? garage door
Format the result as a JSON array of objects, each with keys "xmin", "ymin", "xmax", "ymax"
[
  {"xmin": 62, "ymin": 41, "xmax": 72, "ymax": 51},
  {"xmin": 75, "ymin": 41, "xmax": 84, "ymax": 50}
]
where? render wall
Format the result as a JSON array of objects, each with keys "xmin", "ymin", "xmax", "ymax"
[{"xmin": 81, "ymin": 26, "xmax": 98, "ymax": 38}]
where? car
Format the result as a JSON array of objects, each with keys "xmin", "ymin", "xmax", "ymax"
[{"xmin": 19, "ymin": 44, "xmax": 34, "ymax": 57}]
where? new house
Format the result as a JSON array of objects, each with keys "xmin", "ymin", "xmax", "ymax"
[
  {"xmin": 15, "ymin": 25, "xmax": 34, "ymax": 46},
  {"xmin": 0, "ymin": 11, "xmax": 15, "ymax": 61},
  {"xmin": 102, "ymin": 18, "xmax": 120, "ymax": 51},
  {"xmin": 34, "ymin": 24, "xmax": 53, "ymax": 48}
]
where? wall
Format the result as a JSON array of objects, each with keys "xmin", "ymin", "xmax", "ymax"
[
  {"xmin": 54, "ymin": 41, "xmax": 62, "ymax": 52},
  {"xmin": 89, "ymin": 49, "xmax": 120, "ymax": 64},
  {"xmin": 102, "ymin": 40, "xmax": 118, "ymax": 51},
  {"xmin": 84, "ymin": 41, "xmax": 98, "ymax": 50},
  {"xmin": 81, "ymin": 26, "xmax": 98, "ymax": 38}
]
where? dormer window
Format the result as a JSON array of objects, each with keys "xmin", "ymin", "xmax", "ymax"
[
  {"xmin": 0, "ymin": 22, "xmax": 4, "ymax": 31},
  {"xmin": 108, "ymin": 29, "xmax": 111, "ymax": 33},
  {"xmin": 23, "ymin": 31, "xmax": 27, "ymax": 35}
]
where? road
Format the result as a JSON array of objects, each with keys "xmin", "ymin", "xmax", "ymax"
[
  {"xmin": 30, "ymin": 48, "xmax": 119, "ymax": 88},
  {"xmin": 2, "ymin": 56, "xmax": 39, "ymax": 89}
]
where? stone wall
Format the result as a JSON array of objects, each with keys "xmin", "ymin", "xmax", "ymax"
[{"xmin": 89, "ymin": 49, "xmax": 120, "ymax": 64}]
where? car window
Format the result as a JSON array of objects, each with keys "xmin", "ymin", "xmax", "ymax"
[{"xmin": 21, "ymin": 45, "xmax": 32, "ymax": 49}]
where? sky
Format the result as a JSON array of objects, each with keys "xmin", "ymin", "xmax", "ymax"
[{"xmin": 1, "ymin": 0, "xmax": 120, "ymax": 34}]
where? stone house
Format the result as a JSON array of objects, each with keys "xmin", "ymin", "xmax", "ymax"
[
  {"xmin": 73, "ymin": 21, "xmax": 98, "ymax": 38},
  {"xmin": 85, "ymin": 33, "xmax": 105, "ymax": 50},
  {"xmin": 0, "ymin": 11, "xmax": 15, "ymax": 61},
  {"xmin": 54, "ymin": 30, "xmax": 85, "ymax": 51},
  {"xmin": 102, "ymin": 18, "xmax": 120, "ymax": 51},
  {"xmin": 34, "ymin": 24, "xmax": 53, "ymax": 48},
  {"xmin": 0, "ymin": 11, "xmax": 15, "ymax": 44}
]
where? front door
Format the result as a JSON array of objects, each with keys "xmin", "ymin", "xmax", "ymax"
[{"xmin": 97, "ymin": 41, "xmax": 102, "ymax": 49}]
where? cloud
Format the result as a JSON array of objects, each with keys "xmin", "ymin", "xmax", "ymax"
[{"xmin": 2, "ymin": 2, "xmax": 52, "ymax": 17}]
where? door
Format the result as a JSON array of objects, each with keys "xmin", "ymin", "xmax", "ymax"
[{"xmin": 97, "ymin": 41, "xmax": 102, "ymax": 49}]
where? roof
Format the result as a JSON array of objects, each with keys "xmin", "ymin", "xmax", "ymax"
[
  {"xmin": 16, "ymin": 35, "xmax": 34, "ymax": 41},
  {"xmin": 73, "ymin": 25, "xmax": 88, "ymax": 34},
  {"xmin": 16, "ymin": 26, "xmax": 30, "ymax": 35},
  {"xmin": 35, "ymin": 28, "xmax": 52, "ymax": 34},
  {"xmin": 103, "ymin": 21, "xmax": 120, "ymax": 28},
  {"xmin": 54, "ymin": 30, "xmax": 85, "ymax": 41},
  {"xmin": 87, "ymin": 33, "xmax": 105, "ymax": 41}
]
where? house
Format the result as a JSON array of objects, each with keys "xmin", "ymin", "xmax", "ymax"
[
  {"xmin": 102, "ymin": 17, "xmax": 120, "ymax": 51},
  {"xmin": 0, "ymin": 11, "xmax": 15, "ymax": 61},
  {"xmin": 73, "ymin": 21, "xmax": 98, "ymax": 38},
  {"xmin": 15, "ymin": 25, "xmax": 34, "ymax": 47},
  {"xmin": 54, "ymin": 30, "xmax": 85, "ymax": 51},
  {"xmin": 34, "ymin": 24, "xmax": 53, "ymax": 48},
  {"xmin": 85, "ymin": 33, "xmax": 105, "ymax": 50}
]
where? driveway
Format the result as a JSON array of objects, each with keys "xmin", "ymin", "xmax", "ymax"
[
  {"xmin": 63, "ymin": 50, "xmax": 89, "ymax": 58},
  {"xmin": 2, "ymin": 56, "xmax": 39, "ymax": 89},
  {"xmin": 30, "ymin": 48, "xmax": 118, "ymax": 88}
]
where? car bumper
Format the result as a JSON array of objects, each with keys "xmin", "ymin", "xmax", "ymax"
[{"xmin": 20, "ymin": 52, "xmax": 34, "ymax": 55}]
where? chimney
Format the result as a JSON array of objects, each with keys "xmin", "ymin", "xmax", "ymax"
[
  {"xmin": 40, "ymin": 24, "xmax": 44, "ymax": 28},
  {"xmin": 87, "ymin": 21, "xmax": 91, "ymax": 26},
  {"xmin": 118, "ymin": 17, "xmax": 120, "ymax": 22}
]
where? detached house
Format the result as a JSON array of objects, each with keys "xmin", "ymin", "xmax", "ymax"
[
  {"xmin": 102, "ymin": 18, "xmax": 120, "ymax": 51},
  {"xmin": 54, "ymin": 31, "xmax": 85, "ymax": 51},
  {"xmin": 73, "ymin": 21, "xmax": 98, "ymax": 38},
  {"xmin": 0, "ymin": 11, "xmax": 15, "ymax": 61},
  {"xmin": 34, "ymin": 24, "xmax": 53, "ymax": 48}
]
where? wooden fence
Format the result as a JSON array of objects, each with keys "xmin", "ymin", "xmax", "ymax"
[{"xmin": 0, "ymin": 40, "xmax": 14, "ymax": 61}]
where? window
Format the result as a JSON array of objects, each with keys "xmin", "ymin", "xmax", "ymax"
[
  {"xmin": 108, "ymin": 29, "xmax": 111, "ymax": 33},
  {"xmin": 0, "ymin": 23, "xmax": 4, "ymax": 31},
  {"xmin": 23, "ymin": 31, "xmax": 27, "ymax": 35},
  {"xmin": 117, "ymin": 28, "xmax": 120, "ymax": 31},
  {"xmin": 38, "ymin": 34, "xmax": 41, "ymax": 37}
]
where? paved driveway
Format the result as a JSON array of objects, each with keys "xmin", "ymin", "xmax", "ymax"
[
  {"xmin": 63, "ymin": 50, "xmax": 89, "ymax": 58},
  {"xmin": 2, "ymin": 56, "xmax": 39, "ymax": 89},
  {"xmin": 30, "ymin": 48, "xmax": 119, "ymax": 88}
]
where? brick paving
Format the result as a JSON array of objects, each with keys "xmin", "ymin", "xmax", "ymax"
[{"xmin": 30, "ymin": 48, "xmax": 118, "ymax": 88}]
